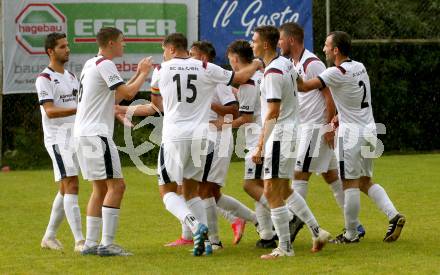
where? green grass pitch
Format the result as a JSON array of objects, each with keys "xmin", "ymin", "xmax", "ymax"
[{"xmin": 1, "ymin": 154, "xmax": 439, "ymax": 274}]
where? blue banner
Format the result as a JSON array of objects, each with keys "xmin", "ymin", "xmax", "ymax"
[{"xmin": 199, "ymin": 0, "xmax": 313, "ymax": 64}]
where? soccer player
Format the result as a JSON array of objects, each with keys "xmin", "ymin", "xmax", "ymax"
[
  {"xmin": 297, "ymin": 31, "xmax": 406, "ymax": 243},
  {"xmin": 150, "ymin": 33, "xmax": 261, "ymax": 256},
  {"xmin": 189, "ymin": 41, "xmax": 257, "ymax": 249},
  {"xmin": 250, "ymin": 25, "xmax": 330, "ymax": 259},
  {"xmin": 278, "ymin": 22, "xmax": 365, "ymax": 240},
  {"xmin": 74, "ymin": 27, "xmax": 153, "ymax": 256},
  {"xmin": 37, "ymin": 32, "xmax": 85, "ymax": 252},
  {"xmin": 224, "ymin": 40, "xmax": 278, "ymax": 249}
]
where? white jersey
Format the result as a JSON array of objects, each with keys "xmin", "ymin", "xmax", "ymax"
[
  {"xmin": 237, "ymin": 71, "xmax": 263, "ymax": 127},
  {"xmin": 74, "ymin": 55, "xmax": 125, "ymax": 137},
  {"xmin": 208, "ymin": 84, "xmax": 237, "ymax": 121},
  {"xmin": 294, "ymin": 49, "xmax": 327, "ymax": 125},
  {"xmin": 260, "ymin": 55, "xmax": 299, "ymax": 139},
  {"xmin": 36, "ymin": 67, "xmax": 78, "ymax": 145},
  {"xmin": 318, "ymin": 60, "xmax": 376, "ymax": 135},
  {"xmin": 150, "ymin": 57, "xmax": 233, "ymax": 142}
]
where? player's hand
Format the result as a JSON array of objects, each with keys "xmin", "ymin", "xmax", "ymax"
[
  {"xmin": 114, "ymin": 104, "xmax": 126, "ymax": 115},
  {"xmin": 252, "ymin": 145, "xmax": 263, "ymax": 164},
  {"xmin": 138, "ymin": 57, "xmax": 154, "ymax": 75},
  {"xmin": 211, "ymin": 118, "xmax": 224, "ymax": 130},
  {"xmin": 324, "ymin": 131, "xmax": 335, "ymax": 149},
  {"xmin": 252, "ymin": 58, "xmax": 264, "ymax": 71},
  {"xmin": 232, "ymin": 87, "xmax": 239, "ymax": 98},
  {"xmin": 115, "ymin": 112, "xmax": 134, "ymax": 128},
  {"xmin": 331, "ymin": 115, "xmax": 339, "ymax": 130}
]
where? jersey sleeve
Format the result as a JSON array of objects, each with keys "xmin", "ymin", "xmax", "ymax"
[
  {"xmin": 263, "ymin": 69, "xmax": 284, "ymax": 102},
  {"xmin": 318, "ymin": 67, "xmax": 342, "ymax": 89},
  {"xmin": 205, "ymin": 62, "xmax": 234, "ymax": 86},
  {"xmin": 306, "ymin": 60, "xmax": 326, "ymax": 79},
  {"xmin": 216, "ymin": 84, "xmax": 237, "ymax": 106},
  {"xmin": 150, "ymin": 66, "xmax": 161, "ymax": 95},
  {"xmin": 35, "ymin": 74, "xmax": 54, "ymax": 105},
  {"xmin": 238, "ymin": 81, "xmax": 258, "ymax": 113},
  {"xmin": 96, "ymin": 59, "xmax": 125, "ymax": 90}
]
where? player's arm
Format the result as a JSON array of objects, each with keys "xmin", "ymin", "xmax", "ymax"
[
  {"xmin": 125, "ymin": 70, "xmax": 141, "ymax": 86},
  {"xmin": 231, "ymin": 59, "xmax": 263, "ymax": 84},
  {"xmin": 41, "ymin": 101, "xmax": 76, "ymax": 118},
  {"xmin": 115, "ymin": 57, "xmax": 154, "ymax": 103},
  {"xmin": 297, "ymin": 76, "xmax": 323, "ymax": 92},
  {"xmin": 211, "ymin": 102, "xmax": 239, "ymax": 119},
  {"xmin": 252, "ymin": 101, "xmax": 280, "ymax": 164}
]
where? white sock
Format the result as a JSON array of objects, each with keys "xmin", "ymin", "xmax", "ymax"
[
  {"xmin": 85, "ymin": 216, "xmax": 102, "ymax": 247},
  {"xmin": 271, "ymin": 206, "xmax": 292, "ymax": 252},
  {"xmin": 179, "ymin": 196, "xmax": 192, "ymax": 240},
  {"xmin": 329, "ymin": 180, "xmax": 345, "ymax": 209},
  {"xmin": 292, "ymin": 180, "xmax": 308, "ymax": 199},
  {"xmin": 344, "ymin": 188, "xmax": 360, "ymax": 239},
  {"xmin": 216, "ymin": 207, "xmax": 236, "ymax": 223},
  {"xmin": 286, "ymin": 191, "xmax": 320, "ymax": 238},
  {"xmin": 186, "ymin": 196, "xmax": 208, "ymax": 226},
  {"xmin": 259, "ymin": 194, "xmax": 270, "ymax": 209},
  {"xmin": 181, "ymin": 221, "xmax": 193, "ymax": 240},
  {"xmin": 63, "ymin": 194, "xmax": 84, "ymax": 242},
  {"xmin": 101, "ymin": 206, "xmax": 120, "ymax": 246},
  {"xmin": 255, "ymin": 201, "xmax": 274, "ymax": 240},
  {"xmin": 368, "ymin": 184, "xmax": 399, "ymax": 220},
  {"xmin": 163, "ymin": 192, "xmax": 199, "ymax": 234},
  {"xmin": 217, "ymin": 195, "xmax": 257, "ymax": 224},
  {"xmin": 43, "ymin": 192, "xmax": 65, "ymax": 240},
  {"xmin": 204, "ymin": 197, "xmax": 220, "ymax": 244}
]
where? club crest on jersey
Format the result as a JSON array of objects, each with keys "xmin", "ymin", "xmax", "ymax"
[
  {"xmin": 39, "ymin": 90, "xmax": 48, "ymax": 97},
  {"xmin": 108, "ymin": 74, "xmax": 120, "ymax": 83}
]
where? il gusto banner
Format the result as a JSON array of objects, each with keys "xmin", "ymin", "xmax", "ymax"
[
  {"xmin": 2, "ymin": 0, "xmax": 198, "ymax": 94},
  {"xmin": 199, "ymin": 0, "xmax": 313, "ymax": 64}
]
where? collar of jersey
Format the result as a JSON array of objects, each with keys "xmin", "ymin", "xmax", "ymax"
[{"xmin": 266, "ymin": 54, "xmax": 280, "ymax": 67}]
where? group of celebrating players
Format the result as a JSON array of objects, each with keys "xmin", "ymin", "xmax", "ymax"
[{"xmin": 36, "ymin": 22, "xmax": 406, "ymax": 259}]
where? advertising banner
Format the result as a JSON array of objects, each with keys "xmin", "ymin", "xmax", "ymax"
[
  {"xmin": 2, "ymin": 0, "xmax": 198, "ymax": 94},
  {"xmin": 200, "ymin": 0, "xmax": 313, "ymax": 64}
]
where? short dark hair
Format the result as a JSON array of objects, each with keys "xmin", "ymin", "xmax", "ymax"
[
  {"xmin": 191, "ymin": 41, "xmax": 216, "ymax": 62},
  {"xmin": 163, "ymin": 33, "xmax": 188, "ymax": 51},
  {"xmin": 328, "ymin": 31, "xmax": 351, "ymax": 56},
  {"xmin": 96, "ymin": 27, "xmax": 123, "ymax": 48},
  {"xmin": 254, "ymin": 25, "xmax": 279, "ymax": 50},
  {"xmin": 226, "ymin": 40, "xmax": 253, "ymax": 64},
  {"xmin": 44, "ymin": 32, "xmax": 66, "ymax": 55},
  {"xmin": 279, "ymin": 22, "xmax": 304, "ymax": 44}
]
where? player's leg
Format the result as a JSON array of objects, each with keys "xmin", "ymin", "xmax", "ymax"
[
  {"xmin": 360, "ymin": 175, "xmax": 405, "ymax": 242},
  {"xmin": 261, "ymin": 178, "xmax": 294, "ymax": 259},
  {"xmin": 322, "ymin": 169, "xmax": 366, "ymax": 238},
  {"xmin": 62, "ymin": 176, "xmax": 85, "ymax": 251},
  {"xmin": 41, "ymin": 144, "xmax": 66, "ymax": 250},
  {"xmin": 163, "ymin": 185, "xmax": 193, "ymax": 246},
  {"xmin": 82, "ymin": 180, "xmax": 106, "ymax": 254},
  {"xmin": 199, "ymin": 181, "xmax": 221, "ymax": 248}
]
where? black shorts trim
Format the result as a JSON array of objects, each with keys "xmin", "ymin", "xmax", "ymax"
[
  {"xmin": 159, "ymin": 144, "xmax": 171, "ymax": 184},
  {"xmin": 338, "ymin": 136, "xmax": 345, "ymax": 180},
  {"xmin": 267, "ymin": 98, "xmax": 281, "ymax": 103},
  {"xmin": 202, "ymin": 142, "xmax": 215, "ymax": 182},
  {"xmin": 255, "ymin": 162, "xmax": 263, "ymax": 180},
  {"xmin": 302, "ymin": 143, "xmax": 312, "ymax": 173},
  {"xmin": 271, "ymin": 141, "xmax": 281, "ymax": 178},
  {"xmin": 224, "ymin": 101, "xmax": 238, "ymax": 106},
  {"xmin": 99, "ymin": 136, "xmax": 114, "ymax": 179},
  {"xmin": 52, "ymin": 144, "xmax": 67, "ymax": 179}
]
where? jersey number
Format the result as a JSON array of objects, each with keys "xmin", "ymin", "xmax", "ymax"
[
  {"xmin": 359, "ymin": 80, "xmax": 369, "ymax": 109},
  {"xmin": 78, "ymin": 74, "xmax": 85, "ymax": 102},
  {"xmin": 173, "ymin": 74, "xmax": 197, "ymax": 103}
]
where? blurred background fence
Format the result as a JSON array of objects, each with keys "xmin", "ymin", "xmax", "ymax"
[{"xmin": 1, "ymin": 0, "xmax": 439, "ymax": 169}]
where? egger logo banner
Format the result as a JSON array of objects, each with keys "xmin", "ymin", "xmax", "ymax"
[{"xmin": 3, "ymin": 0, "xmax": 197, "ymax": 94}]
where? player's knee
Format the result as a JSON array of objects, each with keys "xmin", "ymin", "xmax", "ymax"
[
  {"xmin": 322, "ymin": 170, "xmax": 338, "ymax": 183},
  {"xmin": 294, "ymin": 171, "xmax": 310, "ymax": 181},
  {"xmin": 63, "ymin": 177, "xmax": 79, "ymax": 194}
]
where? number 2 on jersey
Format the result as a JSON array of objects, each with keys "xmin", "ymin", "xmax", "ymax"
[
  {"xmin": 173, "ymin": 74, "xmax": 197, "ymax": 103},
  {"xmin": 359, "ymin": 80, "xmax": 369, "ymax": 109}
]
